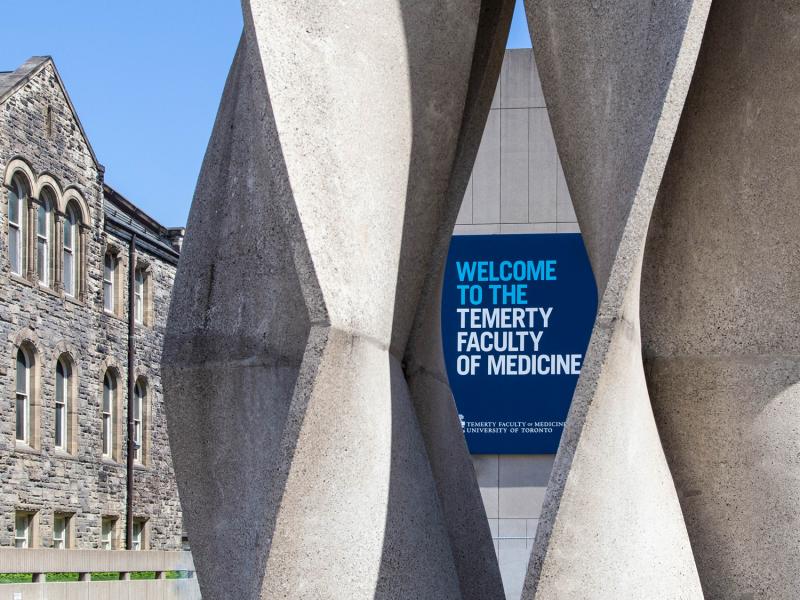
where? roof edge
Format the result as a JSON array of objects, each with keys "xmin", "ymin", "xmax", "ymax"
[
  {"xmin": 1, "ymin": 56, "xmax": 105, "ymax": 173},
  {"xmin": 103, "ymin": 183, "xmax": 181, "ymax": 236}
]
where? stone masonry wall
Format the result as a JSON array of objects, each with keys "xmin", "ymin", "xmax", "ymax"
[{"xmin": 0, "ymin": 60, "xmax": 182, "ymax": 550}]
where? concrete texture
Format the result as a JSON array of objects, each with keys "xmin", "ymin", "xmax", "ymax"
[
  {"xmin": 522, "ymin": 1, "xmax": 712, "ymax": 597},
  {"xmin": 641, "ymin": 2, "xmax": 800, "ymax": 597},
  {"xmin": 162, "ymin": 1, "xmax": 513, "ymax": 598}
]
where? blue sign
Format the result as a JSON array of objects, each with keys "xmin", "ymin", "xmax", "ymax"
[{"xmin": 441, "ymin": 233, "xmax": 597, "ymax": 454}]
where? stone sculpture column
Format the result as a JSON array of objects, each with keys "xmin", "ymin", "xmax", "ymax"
[
  {"xmin": 641, "ymin": 2, "xmax": 800, "ymax": 598},
  {"xmin": 162, "ymin": 1, "xmax": 512, "ymax": 598},
  {"xmin": 521, "ymin": 1, "xmax": 711, "ymax": 598}
]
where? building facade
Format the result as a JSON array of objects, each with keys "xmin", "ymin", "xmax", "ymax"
[
  {"xmin": 0, "ymin": 57, "xmax": 183, "ymax": 551},
  {"xmin": 456, "ymin": 48, "xmax": 581, "ymax": 600}
]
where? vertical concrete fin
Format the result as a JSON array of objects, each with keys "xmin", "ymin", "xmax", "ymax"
[
  {"xmin": 162, "ymin": 31, "xmax": 315, "ymax": 599},
  {"xmin": 642, "ymin": 2, "xmax": 800, "ymax": 598},
  {"xmin": 520, "ymin": 1, "xmax": 711, "ymax": 597},
  {"xmin": 402, "ymin": 2, "xmax": 516, "ymax": 599},
  {"xmin": 166, "ymin": 1, "xmax": 512, "ymax": 598}
]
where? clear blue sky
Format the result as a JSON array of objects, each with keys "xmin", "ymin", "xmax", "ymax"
[{"xmin": 4, "ymin": 1, "xmax": 531, "ymax": 227}]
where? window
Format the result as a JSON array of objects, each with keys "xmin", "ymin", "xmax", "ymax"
[
  {"xmin": 36, "ymin": 191, "xmax": 52, "ymax": 286},
  {"xmin": 103, "ymin": 253, "xmax": 116, "ymax": 313},
  {"xmin": 133, "ymin": 380, "xmax": 144, "ymax": 463},
  {"xmin": 53, "ymin": 513, "xmax": 70, "ymax": 549},
  {"xmin": 55, "ymin": 358, "xmax": 70, "ymax": 451},
  {"xmin": 16, "ymin": 348, "xmax": 30, "ymax": 444},
  {"xmin": 45, "ymin": 105, "xmax": 53, "ymax": 138},
  {"xmin": 63, "ymin": 204, "xmax": 79, "ymax": 297},
  {"xmin": 132, "ymin": 519, "xmax": 146, "ymax": 551},
  {"xmin": 101, "ymin": 516, "xmax": 116, "ymax": 550},
  {"xmin": 102, "ymin": 370, "xmax": 116, "ymax": 458},
  {"xmin": 14, "ymin": 512, "xmax": 34, "ymax": 548},
  {"xmin": 8, "ymin": 175, "xmax": 28, "ymax": 275},
  {"xmin": 134, "ymin": 268, "xmax": 144, "ymax": 324}
]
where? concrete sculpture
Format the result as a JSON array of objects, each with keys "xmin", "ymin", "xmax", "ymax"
[
  {"xmin": 641, "ymin": 2, "xmax": 800, "ymax": 598},
  {"xmin": 525, "ymin": 1, "xmax": 800, "ymax": 599},
  {"xmin": 162, "ymin": 0, "xmax": 514, "ymax": 598},
  {"xmin": 164, "ymin": 0, "xmax": 800, "ymax": 598},
  {"xmin": 520, "ymin": 0, "xmax": 711, "ymax": 598},
  {"xmin": 523, "ymin": 0, "xmax": 709, "ymax": 599}
]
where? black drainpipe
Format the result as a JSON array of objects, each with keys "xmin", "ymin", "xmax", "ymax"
[{"xmin": 126, "ymin": 233, "xmax": 137, "ymax": 550}]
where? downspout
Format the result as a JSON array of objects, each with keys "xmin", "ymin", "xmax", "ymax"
[{"xmin": 126, "ymin": 233, "xmax": 137, "ymax": 550}]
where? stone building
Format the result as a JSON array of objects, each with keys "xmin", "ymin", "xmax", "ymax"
[{"xmin": 0, "ymin": 57, "xmax": 184, "ymax": 551}]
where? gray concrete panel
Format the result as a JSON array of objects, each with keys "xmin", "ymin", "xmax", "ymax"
[
  {"xmin": 529, "ymin": 108, "xmax": 557, "ymax": 224},
  {"xmin": 500, "ymin": 108, "xmax": 529, "ymax": 223},
  {"xmin": 491, "ymin": 71, "xmax": 501, "ymax": 110},
  {"xmin": 498, "ymin": 523, "xmax": 530, "ymax": 600},
  {"xmin": 528, "ymin": 48, "xmax": 546, "ymax": 108},
  {"xmin": 555, "ymin": 157, "xmax": 576, "ymax": 223},
  {"xmin": 500, "ymin": 223, "xmax": 556, "ymax": 234},
  {"xmin": 456, "ymin": 175, "xmax": 473, "ymax": 224},
  {"xmin": 555, "ymin": 222, "xmax": 579, "ymax": 233},
  {"xmin": 500, "ymin": 50, "xmax": 532, "ymax": 109},
  {"xmin": 453, "ymin": 223, "xmax": 502, "ymax": 235},
  {"xmin": 498, "ymin": 456, "xmax": 552, "ymax": 520},
  {"xmin": 473, "ymin": 109, "xmax": 501, "ymax": 224},
  {"xmin": 473, "ymin": 455, "xmax": 500, "ymax": 519}
]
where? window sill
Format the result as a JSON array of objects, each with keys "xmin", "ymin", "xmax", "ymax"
[
  {"xmin": 52, "ymin": 449, "xmax": 79, "ymax": 462},
  {"xmin": 101, "ymin": 456, "xmax": 122, "ymax": 467},
  {"xmin": 102, "ymin": 309, "xmax": 124, "ymax": 321},
  {"xmin": 64, "ymin": 294, "xmax": 83, "ymax": 308},
  {"xmin": 13, "ymin": 442, "xmax": 40, "ymax": 456},
  {"xmin": 40, "ymin": 285, "xmax": 60, "ymax": 298},
  {"xmin": 9, "ymin": 273, "xmax": 33, "ymax": 287}
]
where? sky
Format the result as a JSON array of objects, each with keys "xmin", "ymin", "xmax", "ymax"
[{"xmin": 3, "ymin": 1, "xmax": 532, "ymax": 227}]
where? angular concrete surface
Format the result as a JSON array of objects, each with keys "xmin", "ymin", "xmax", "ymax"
[
  {"xmin": 642, "ymin": 2, "xmax": 800, "ymax": 598},
  {"xmin": 162, "ymin": 1, "xmax": 512, "ymax": 598},
  {"xmin": 522, "ymin": 1, "xmax": 711, "ymax": 597}
]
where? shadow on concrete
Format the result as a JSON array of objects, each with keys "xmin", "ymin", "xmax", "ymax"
[
  {"xmin": 374, "ymin": 2, "xmax": 515, "ymax": 599},
  {"xmin": 163, "ymin": 29, "xmax": 326, "ymax": 599}
]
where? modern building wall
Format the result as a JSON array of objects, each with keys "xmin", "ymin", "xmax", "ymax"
[
  {"xmin": 456, "ymin": 48, "xmax": 581, "ymax": 600},
  {"xmin": 0, "ymin": 57, "xmax": 183, "ymax": 551}
]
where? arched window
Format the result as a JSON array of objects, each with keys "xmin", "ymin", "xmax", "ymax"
[
  {"xmin": 103, "ymin": 253, "xmax": 116, "ymax": 314},
  {"xmin": 133, "ymin": 379, "xmax": 145, "ymax": 463},
  {"xmin": 16, "ymin": 348, "xmax": 31, "ymax": 443},
  {"xmin": 63, "ymin": 203, "xmax": 80, "ymax": 297},
  {"xmin": 36, "ymin": 189, "xmax": 54, "ymax": 286},
  {"xmin": 8, "ymin": 175, "xmax": 29, "ymax": 276},
  {"xmin": 55, "ymin": 358, "xmax": 71, "ymax": 451},
  {"xmin": 102, "ymin": 370, "xmax": 117, "ymax": 458}
]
